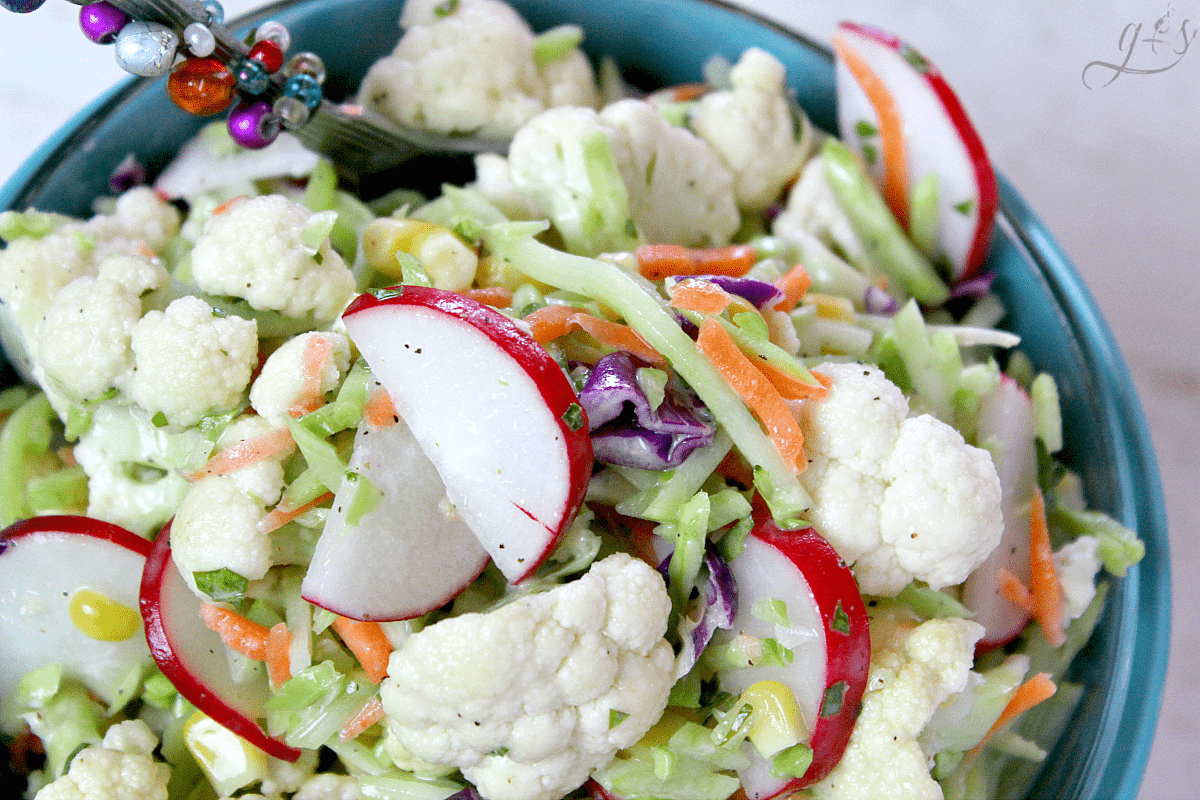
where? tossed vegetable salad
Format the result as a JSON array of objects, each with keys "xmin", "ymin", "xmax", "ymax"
[{"xmin": 0, "ymin": 2, "xmax": 1145, "ymax": 800}]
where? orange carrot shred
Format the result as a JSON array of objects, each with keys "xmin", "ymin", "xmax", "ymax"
[
  {"xmin": 831, "ymin": 35, "xmax": 910, "ymax": 229},
  {"xmin": 668, "ymin": 278, "xmax": 733, "ymax": 315},
  {"xmin": 635, "ymin": 243, "xmax": 757, "ymax": 281},
  {"xmin": 524, "ymin": 305, "xmax": 665, "ymax": 365},
  {"xmin": 338, "ymin": 697, "xmax": 385, "ymax": 742},
  {"xmin": 362, "ymin": 387, "xmax": 399, "ymax": 430},
  {"xmin": 200, "ymin": 603, "xmax": 270, "ymax": 661},
  {"xmin": 260, "ymin": 490, "xmax": 335, "ymax": 534},
  {"xmin": 668, "ymin": 82, "xmax": 711, "ymax": 102},
  {"xmin": 330, "ymin": 616, "xmax": 393, "ymax": 684},
  {"xmin": 288, "ymin": 335, "xmax": 335, "ymax": 419},
  {"xmin": 266, "ymin": 622, "xmax": 292, "ymax": 689},
  {"xmin": 1029, "ymin": 487, "xmax": 1067, "ymax": 647},
  {"xmin": 771, "ymin": 263, "xmax": 812, "ymax": 312},
  {"xmin": 457, "ymin": 286, "xmax": 513, "ymax": 308},
  {"xmin": 997, "ymin": 567, "xmax": 1035, "ymax": 613},
  {"xmin": 194, "ymin": 425, "xmax": 296, "ymax": 481},
  {"xmin": 211, "ymin": 195, "xmax": 249, "ymax": 217},
  {"xmin": 755, "ymin": 360, "xmax": 830, "ymax": 402},
  {"xmin": 696, "ymin": 319, "xmax": 807, "ymax": 473},
  {"xmin": 973, "ymin": 672, "xmax": 1057, "ymax": 753}
]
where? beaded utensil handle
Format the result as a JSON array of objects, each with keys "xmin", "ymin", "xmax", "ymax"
[{"xmin": 19, "ymin": 0, "xmax": 507, "ymax": 179}]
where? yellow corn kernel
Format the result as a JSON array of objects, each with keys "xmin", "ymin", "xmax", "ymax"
[
  {"xmin": 805, "ymin": 292, "xmax": 857, "ymax": 322},
  {"xmin": 742, "ymin": 680, "xmax": 808, "ymax": 757},
  {"xmin": 361, "ymin": 218, "xmax": 477, "ymax": 290},
  {"xmin": 68, "ymin": 588, "xmax": 140, "ymax": 643}
]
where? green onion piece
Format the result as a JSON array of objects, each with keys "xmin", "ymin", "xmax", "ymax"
[
  {"xmin": 533, "ymin": 24, "xmax": 584, "ymax": 66},
  {"xmin": 770, "ymin": 742, "xmax": 814, "ymax": 779},
  {"xmin": 193, "ymin": 568, "xmax": 250, "ymax": 606}
]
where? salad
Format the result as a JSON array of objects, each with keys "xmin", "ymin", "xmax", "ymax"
[{"xmin": 0, "ymin": 2, "xmax": 1146, "ymax": 800}]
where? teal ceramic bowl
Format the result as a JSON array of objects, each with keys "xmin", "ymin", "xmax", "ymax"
[{"xmin": 0, "ymin": 0, "xmax": 1170, "ymax": 797}]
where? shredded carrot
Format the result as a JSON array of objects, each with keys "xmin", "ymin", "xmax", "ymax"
[
  {"xmin": 1029, "ymin": 487, "xmax": 1067, "ymax": 647},
  {"xmin": 330, "ymin": 616, "xmax": 393, "ymax": 684},
  {"xmin": 135, "ymin": 241, "xmax": 158, "ymax": 261},
  {"xmin": 211, "ymin": 195, "xmax": 249, "ymax": 216},
  {"xmin": 200, "ymin": 603, "xmax": 270, "ymax": 661},
  {"xmin": 362, "ymin": 387, "xmax": 399, "ymax": 430},
  {"xmin": 635, "ymin": 243, "xmax": 757, "ymax": 281},
  {"xmin": 972, "ymin": 672, "xmax": 1057, "ymax": 754},
  {"xmin": 997, "ymin": 567, "xmax": 1035, "ymax": 613},
  {"xmin": 288, "ymin": 335, "xmax": 335, "ymax": 419},
  {"xmin": 338, "ymin": 697, "xmax": 385, "ymax": 742},
  {"xmin": 456, "ymin": 286, "xmax": 513, "ymax": 308},
  {"xmin": 667, "ymin": 278, "xmax": 733, "ymax": 315},
  {"xmin": 259, "ymin": 490, "xmax": 335, "ymax": 534},
  {"xmin": 755, "ymin": 360, "xmax": 830, "ymax": 402},
  {"xmin": 193, "ymin": 425, "xmax": 296, "ymax": 480},
  {"xmin": 696, "ymin": 319, "xmax": 807, "ymax": 473},
  {"xmin": 266, "ymin": 622, "xmax": 292, "ymax": 689},
  {"xmin": 831, "ymin": 35, "xmax": 910, "ymax": 229},
  {"xmin": 524, "ymin": 304, "xmax": 665, "ymax": 365},
  {"xmin": 771, "ymin": 263, "xmax": 812, "ymax": 312},
  {"xmin": 666, "ymin": 82, "xmax": 710, "ymax": 102}
]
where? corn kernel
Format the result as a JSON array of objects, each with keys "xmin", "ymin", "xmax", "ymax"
[
  {"xmin": 68, "ymin": 588, "xmax": 140, "ymax": 642},
  {"xmin": 742, "ymin": 679, "xmax": 808, "ymax": 757}
]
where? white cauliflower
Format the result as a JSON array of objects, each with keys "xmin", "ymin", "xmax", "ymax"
[
  {"xmin": 358, "ymin": 0, "xmax": 598, "ymax": 137},
  {"xmin": 212, "ymin": 415, "xmax": 294, "ymax": 505},
  {"xmin": 293, "ymin": 774, "xmax": 362, "ymax": 800},
  {"xmin": 249, "ymin": 331, "xmax": 352, "ymax": 428},
  {"xmin": 379, "ymin": 553, "xmax": 674, "ymax": 800},
  {"xmin": 128, "ymin": 296, "xmax": 259, "ymax": 429},
  {"xmin": 188, "ymin": 195, "xmax": 355, "ymax": 322},
  {"xmin": 599, "ymin": 99, "xmax": 741, "ymax": 247},
  {"xmin": 797, "ymin": 361, "xmax": 1003, "ymax": 595},
  {"xmin": 1054, "ymin": 535, "xmax": 1102, "ymax": 621},
  {"xmin": 80, "ymin": 186, "xmax": 182, "ymax": 254},
  {"xmin": 809, "ymin": 614, "xmax": 984, "ymax": 800},
  {"xmin": 508, "ymin": 103, "xmax": 739, "ymax": 253},
  {"xmin": 772, "ymin": 154, "xmax": 871, "ymax": 270},
  {"xmin": 170, "ymin": 474, "xmax": 272, "ymax": 596},
  {"xmin": 691, "ymin": 48, "xmax": 814, "ymax": 212},
  {"xmin": 35, "ymin": 253, "xmax": 168, "ymax": 404},
  {"xmin": 36, "ymin": 719, "xmax": 170, "ymax": 800}
]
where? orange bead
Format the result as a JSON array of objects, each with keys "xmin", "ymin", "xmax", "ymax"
[{"xmin": 167, "ymin": 57, "xmax": 237, "ymax": 116}]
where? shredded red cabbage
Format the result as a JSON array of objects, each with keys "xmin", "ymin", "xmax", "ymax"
[
  {"xmin": 577, "ymin": 351, "xmax": 715, "ymax": 470},
  {"xmin": 864, "ymin": 284, "xmax": 900, "ymax": 315},
  {"xmin": 682, "ymin": 274, "xmax": 785, "ymax": 310},
  {"xmin": 671, "ymin": 548, "xmax": 739, "ymax": 675}
]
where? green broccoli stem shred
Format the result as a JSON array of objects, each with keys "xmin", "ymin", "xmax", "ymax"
[
  {"xmin": 822, "ymin": 138, "xmax": 950, "ymax": 306},
  {"xmin": 484, "ymin": 225, "xmax": 812, "ymax": 521}
]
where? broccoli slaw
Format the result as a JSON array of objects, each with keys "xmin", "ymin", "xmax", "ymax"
[{"xmin": 0, "ymin": 2, "xmax": 1146, "ymax": 800}]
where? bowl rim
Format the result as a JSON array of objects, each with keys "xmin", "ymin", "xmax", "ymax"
[{"xmin": 0, "ymin": 1, "xmax": 1171, "ymax": 798}]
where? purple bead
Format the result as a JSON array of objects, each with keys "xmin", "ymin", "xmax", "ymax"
[
  {"xmin": 2, "ymin": 0, "xmax": 46, "ymax": 13},
  {"xmin": 227, "ymin": 100, "xmax": 280, "ymax": 150},
  {"xmin": 79, "ymin": 1, "xmax": 129, "ymax": 44}
]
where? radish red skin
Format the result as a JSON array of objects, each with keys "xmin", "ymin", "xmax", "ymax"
[
  {"xmin": 343, "ymin": 286, "xmax": 593, "ymax": 582},
  {"xmin": 139, "ymin": 520, "xmax": 302, "ymax": 763},
  {"xmin": 1, "ymin": 514, "xmax": 153, "ymax": 558},
  {"xmin": 748, "ymin": 510, "xmax": 871, "ymax": 790}
]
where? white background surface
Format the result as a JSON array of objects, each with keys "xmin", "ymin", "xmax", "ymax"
[{"xmin": 1, "ymin": 0, "xmax": 1196, "ymax": 796}]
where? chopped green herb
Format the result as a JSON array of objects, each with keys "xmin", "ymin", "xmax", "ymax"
[
  {"xmin": 150, "ymin": 411, "xmax": 169, "ymax": 428},
  {"xmin": 609, "ymin": 709, "xmax": 630, "ymax": 729},
  {"xmin": 820, "ymin": 680, "xmax": 848, "ymax": 717},
  {"xmin": 193, "ymin": 568, "xmax": 249, "ymax": 607},
  {"xmin": 830, "ymin": 601, "xmax": 851, "ymax": 635},
  {"xmin": 769, "ymin": 742, "xmax": 814, "ymax": 779},
  {"xmin": 954, "ymin": 199, "xmax": 975, "ymax": 215},
  {"xmin": 368, "ymin": 286, "xmax": 405, "ymax": 301},
  {"xmin": 433, "ymin": 0, "xmax": 458, "ymax": 16},
  {"xmin": 855, "ymin": 119, "xmax": 879, "ymax": 138},
  {"xmin": 561, "ymin": 402, "xmax": 585, "ymax": 431}
]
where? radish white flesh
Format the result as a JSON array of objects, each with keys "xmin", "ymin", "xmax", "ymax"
[
  {"xmin": 0, "ymin": 516, "xmax": 151, "ymax": 705},
  {"xmin": 302, "ymin": 416, "xmax": 490, "ymax": 621},
  {"xmin": 717, "ymin": 512, "xmax": 870, "ymax": 796},
  {"xmin": 139, "ymin": 522, "xmax": 300, "ymax": 762},
  {"xmin": 341, "ymin": 286, "xmax": 592, "ymax": 583},
  {"xmin": 962, "ymin": 376, "xmax": 1038, "ymax": 651},
  {"xmin": 834, "ymin": 21, "xmax": 997, "ymax": 280}
]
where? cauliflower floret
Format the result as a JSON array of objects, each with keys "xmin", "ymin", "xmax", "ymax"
[
  {"xmin": 380, "ymin": 553, "xmax": 674, "ymax": 800},
  {"xmin": 128, "ymin": 296, "xmax": 258, "ymax": 429},
  {"xmin": 249, "ymin": 331, "xmax": 352, "ymax": 429},
  {"xmin": 213, "ymin": 415, "xmax": 294, "ymax": 505},
  {"xmin": 809, "ymin": 614, "xmax": 984, "ymax": 800},
  {"xmin": 36, "ymin": 253, "xmax": 168, "ymax": 404},
  {"xmin": 170, "ymin": 474, "xmax": 272, "ymax": 595},
  {"xmin": 81, "ymin": 186, "xmax": 182, "ymax": 254},
  {"xmin": 189, "ymin": 195, "xmax": 354, "ymax": 322},
  {"xmin": 772, "ymin": 155, "xmax": 871, "ymax": 270},
  {"xmin": 35, "ymin": 727, "xmax": 171, "ymax": 800},
  {"xmin": 797, "ymin": 362, "xmax": 1003, "ymax": 595},
  {"xmin": 294, "ymin": 774, "xmax": 362, "ymax": 800},
  {"xmin": 691, "ymin": 48, "xmax": 815, "ymax": 211},
  {"xmin": 358, "ymin": 0, "xmax": 598, "ymax": 137},
  {"xmin": 1054, "ymin": 535, "xmax": 1102, "ymax": 621},
  {"xmin": 599, "ymin": 99, "xmax": 741, "ymax": 247}
]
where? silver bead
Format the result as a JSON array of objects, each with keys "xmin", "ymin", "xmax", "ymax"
[
  {"xmin": 114, "ymin": 21, "xmax": 179, "ymax": 78},
  {"xmin": 183, "ymin": 22, "xmax": 216, "ymax": 57},
  {"xmin": 273, "ymin": 95, "xmax": 311, "ymax": 129},
  {"xmin": 255, "ymin": 20, "xmax": 291, "ymax": 52},
  {"xmin": 284, "ymin": 51, "xmax": 326, "ymax": 84}
]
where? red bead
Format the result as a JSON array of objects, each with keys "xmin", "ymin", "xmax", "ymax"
[
  {"xmin": 167, "ymin": 57, "xmax": 237, "ymax": 116},
  {"xmin": 248, "ymin": 39, "xmax": 285, "ymax": 74}
]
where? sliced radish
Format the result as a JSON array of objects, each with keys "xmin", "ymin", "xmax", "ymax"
[
  {"xmin": 0, "ymin": 516, "xmax": 151, "ymax": 705},
  {"xmin": 139, "ymin": 521, "xmax": 300, "ymax": 762},
  {"xmin": 341, "ymin": 286, "xmax": 592, "ymax": 583},
  {"xmin": 301, "ymin": 417, "xmax": 490, "ymax": 621},
  {"xmin": 717, "ymin": 511, "xmax": 870, "ymax": 796},
  {"xmin": 961, "ymin": 376, "xmax": 1038, "ymax": 651},
  {"xmin": 833, "ymin": 21, "xmax": 998, "ymax": 280}
]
